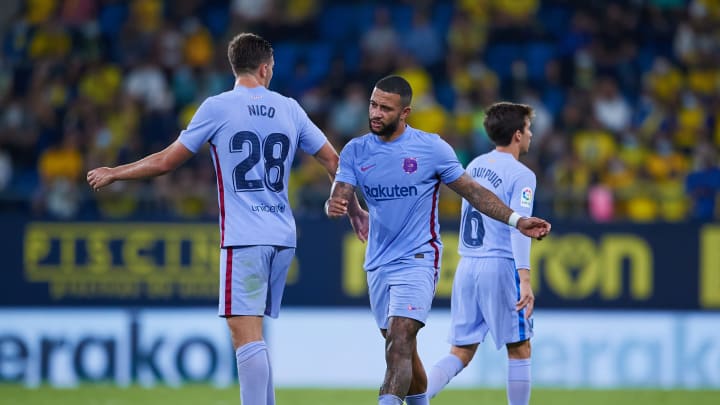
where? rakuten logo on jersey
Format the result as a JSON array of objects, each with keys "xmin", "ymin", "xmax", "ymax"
[{"xmin": 363, "ymin": 184, "xmax": 418, "ymax": 201}]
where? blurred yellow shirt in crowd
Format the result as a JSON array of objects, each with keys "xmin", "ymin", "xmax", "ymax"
[
  {"xmin": 179, "ymin": 103, "xmax": 200, "ymax": 129},
  {"xmin": 29, "ymin": 26, "xmax": 71, "ymax": 59},
  {"xmin": 79, "ymin": 65, "xmax": 123, "ymax": 106},
  {"xmin": 26, "ymin": 0, "xmax": 56, "ymax": 24},
  {"xmin": 396, "ymin": 65, "xmax": 432, "ymax": 99},
  {"xmin": 131, "ymin": 0, "xmax": 162, "ymax": 33},
  {"xmin": 185, "ymin": 27, "xmax": 214, "ymax": 68},
  {"xmin": 618, "ymin": 144, "xmax": 648, "ymax": 171},
  {"xmin": 675, "ymin": 104, "xmax": 705, "ymax": 149},
  {"xmin": 645, "ymin": 151, "xmax": 688, "ymax": 181},
  {"xmin": 38, "ymin": 146, "xmax": 83, "ymax": 182},
  {"xmin": 624, "ymin": 181, "xmax": 659, "ymax": 222},
  {"xmin": 687, "ymin": 68, "xmax": 718, "ymax": 96},
  {"xmin": 457, "ymin": 0, "xmax": 492, "ymax": 24},
  {"xmin": 656, "ymin": 180, "xmax": 688, "ymax": 221},
  {"xmin": 647, "ymin": 66, "xmax": 683, "ymax": 102},
  {"xmin": 285, "ymin": 0, "xmax": 319, "ymax": 22},
  {"xmin": 573, "ymin": 129, "xmax": 616, "ymax": 171},
  {"xmin": 451, "ymin": 64, "xmax": 499, "ymax": 96},
  {"xmin": 408, "ymin": 98, "xmax": 449, "ymax": 135},
  {"xmin": 493, "ymin": 0, "xmax": 539, "ymax": 19},
  {"xmin": 553, "ymin": 157, "xmax": 591, "ymax": 191},
  {"xmin": 602, "ymin": 166, "xmax": 636, "ymax": 192},
  {"xmin": 698, "ymin": 0, "xmax": 720, "ymax": 20},
  {"xmin": 107, "ymin": 99, "xmax": 141, "ymax": 154}
]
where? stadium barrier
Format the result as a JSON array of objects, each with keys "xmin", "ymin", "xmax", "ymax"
[
  {"xmin": 1, "ymin": 308, "xmax": 719, "ymax": 388},
  {"xmin": 2, "ymin": 216, "xmax": 719, "ymax": 388},
  {"xmin": 1, "ymin": 216, "xmax": 719, "ymax": 310}
]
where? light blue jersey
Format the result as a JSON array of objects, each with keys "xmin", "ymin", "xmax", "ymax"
[
  {"xmin": 178, "ymin": 85, "xmax": 327, "ymax": 248},
  {"xmin": 458, "ymin": 150, "xmax": 536, "ymax": 269},
  {"xmin": 336, "ymin": 125, "xmax": 465, "ymax": 271}
]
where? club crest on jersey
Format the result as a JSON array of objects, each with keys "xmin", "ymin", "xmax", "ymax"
[
  {"xmin": 520, "ymin": 187, "xmax": 533, "ymax": 208},
  {"xmin": 403, "ymin": 157, "xmax": 418, "ymax": 174}
]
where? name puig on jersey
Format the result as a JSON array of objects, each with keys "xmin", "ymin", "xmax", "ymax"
[
  {"xmin": 470, "ymin": 167, "xmax": 502, "ymax": 188},
  {"xmin": 248, "ymin": 104, "xmax": 276, "ymax": 118},
  {"xmin": 251, "ymin": 203, "xmax": 285, "ymax": 213}
]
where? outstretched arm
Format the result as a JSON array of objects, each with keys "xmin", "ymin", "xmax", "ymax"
[
  {"xmin": 87, "ymin": 140, "xmax": 195, "ymax": 190},
  {"xmin": 447, "ymin": 173, "xmax": 514, "ymax": 222},
  {"xmin": 314, "ymin": 142, "xmax": 369, "ymax": 241},
  {"xmin": 447, "ymin": 173, "xmax": 551, "ymax": 239}
]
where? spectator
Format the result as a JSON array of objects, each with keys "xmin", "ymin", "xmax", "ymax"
[
  {"xmin": 402, "ymin": 9, "xmax": 443, "ymax": 72},
  {"xmin": 0, "ymin": 1, "xmax": 716, "ymax": 223},
  {"xmin": 34, "ymin": 128, "xmax": 84, "ymax": 218},
  {"xmin": 588, "ymin": 183, "xmax": 614, "ymax": 222},
  {"xmin": 329, "ymin": 83, "xmax": 368, "ymax": 143},
  {"xmin": 592, "ymin": 76, "xmax": 632, "ymax": 133},
  {"xmin": 686, "ymin": 146, "xmax": 720, "ymax": 220},
  {"xmin": 124, "ymin": 58, "xmax": 173, "ymax": 112},
  {"xmin": 182, "ymin": 18, "xmax": 214, "ymax": 68},
  {"xmin": 360, "ymin": 6, "xmax": 399, "ymax": 75}
]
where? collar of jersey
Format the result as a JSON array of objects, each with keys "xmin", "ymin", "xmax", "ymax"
[{"xmin": 372, "ymin": 124, "xmax": 412, "ymax": 145}]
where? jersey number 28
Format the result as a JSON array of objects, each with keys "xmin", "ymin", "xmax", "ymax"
[{"xmin": 230, "ymin": 131, "xmax": 290, "ymax": 192}]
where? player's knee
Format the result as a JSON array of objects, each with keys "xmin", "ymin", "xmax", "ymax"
[
  {"xmin": 385, "ymin": 331, "xmax": 414, "ymax": 358},
  {"xmin": 226, "ymin": 316, "xmax": 264, "ymax": 349},
  {"xmin": 506, "ymin": 339, "xmax": 531, "ymax": 359},
  {"xmin": 450, "ymin": 344, "xmax": 477, "ymax": 367}
]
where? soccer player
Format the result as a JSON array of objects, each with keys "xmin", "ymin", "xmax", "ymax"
[
  {"xmin": 87, "ymin": 33, "xmax": 368, "ymax": 404},
  {"xmin": 325, "ymin": 77, "xmax": 550, "ymax": 405},
  {"xmin": 426, "ymin": 102, "xmax": 538, "ymax": 405}
]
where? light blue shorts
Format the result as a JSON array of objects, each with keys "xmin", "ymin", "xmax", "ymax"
[
  {"xmin": 449, "ymin": 257, "xmax": 533, "ymax": 350},
  {"xmin": 217, "ymin": 246, "xmax": 295, "ymax": 318},
  {"xmin": 367, "ymin": 264, "xmax": 439, "ymax": 330}
]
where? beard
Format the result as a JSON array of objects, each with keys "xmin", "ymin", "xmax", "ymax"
[{"xmin": 369, "ymin": 117, "xmax": 399, "ymax": 137}]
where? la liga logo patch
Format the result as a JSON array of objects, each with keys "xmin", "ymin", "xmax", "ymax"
[{"xmin": 520, "ymin": 187, "xmax": 533, "ymax": 208}]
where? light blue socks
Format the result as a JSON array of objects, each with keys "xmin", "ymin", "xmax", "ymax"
[
  {"xmin": 507, "ymin": 358, "xmax": 531, "ymax": 405},
  {"xmin": 427, "ymin": 354, "xmax": 464, "ymax": 398},
  {"xmin": 405, "ymin": 392, "xmax": 429, "ymax": 405},
  {"xmin": 236, "ymin": 341, "xmax": 272, "ymax": 405},
  {"xmin": 378, "ymin": 394, "xmax": 403, "ymax": 405}
]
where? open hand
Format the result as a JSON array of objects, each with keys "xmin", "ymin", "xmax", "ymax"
[
  {"xmin": 86, "ymin": 167, "xmax": 115, "ymax": 191},
  {"xmin": 349, "ymin": 208, "xmax": 369, "ymax": 242},
  {"xmin": 326, "ymin": 198, "xmax": 369, "ymax": 242},
  {"xmin": 517, "ymin": 217, "xmax": 551, "ymax": 240},
  {"xmin": 516, "ymin": 279, "xmax": 535, "ymax": 319}
]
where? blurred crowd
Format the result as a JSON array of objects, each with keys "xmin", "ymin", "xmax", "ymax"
[{"xmin": 0, "ymin": 0, "xmax": 718, "ymax": 222}]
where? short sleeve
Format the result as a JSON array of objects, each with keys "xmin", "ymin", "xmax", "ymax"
[
  {"xmin": 435, "ymin": 138, "xmax": 465, "ymax": 184},
  {"xmin": 510, "ymin": 170, "xmax": 537, "ymax": 217},
  {"xmin": 178, "ymin": 98, "xmax": 219, "ymax": 153},
  {"xmin": 290, "ymin": 98, "xmax": 327, "ymax": 155},
  {"xmin": 335, "ymin": 142, "xmax": 358, "ymax": 187}
]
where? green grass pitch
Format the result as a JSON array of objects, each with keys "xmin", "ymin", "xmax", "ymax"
[{"xmin": 1, "ymin": 386, "xmax": 718, "ymax": 405}]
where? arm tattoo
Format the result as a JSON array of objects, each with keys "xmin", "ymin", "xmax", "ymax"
[
  {"xmin": 330, "ymin": 181, "xmax": 355, "ymax": 201},
  {"xmin": 447, "ymin": 174, "xmax": 513, "ymax": 223}
]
